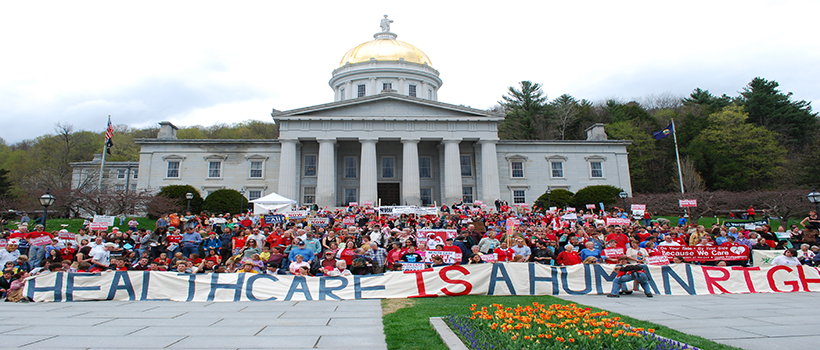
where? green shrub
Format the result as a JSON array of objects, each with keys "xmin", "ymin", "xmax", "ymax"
[
  {"xmin": 157, "ymin": 185, "xmax": 203, "ymax": 214},
  {"xmin": 535, "ymin": 189, "xmax": 574, "ymax": 210},
  {"xmin": 572, "ymin": 185, "xmax": 623, "ymax": 209},
  {"xmin": 202, "ymin": 189, "xmax": 247, "ymax": 215}
]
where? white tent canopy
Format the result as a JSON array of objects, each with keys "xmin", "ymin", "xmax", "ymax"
[{"xmin": 249, "ymin": 192, "xmax": 297, "ymax": 215}]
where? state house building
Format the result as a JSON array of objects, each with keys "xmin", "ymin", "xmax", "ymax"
[{"xmin": 77, "ymin": 18, "xmax": 633, "ymax": 208}]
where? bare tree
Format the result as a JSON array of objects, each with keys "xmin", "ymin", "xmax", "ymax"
[
  {"xmin": 671, "ymin": 156, "xmax": 705, "ymax": 193},
  {"xmin": 551, "ymin": 94, "xmax": 580, "ymax": 140}
]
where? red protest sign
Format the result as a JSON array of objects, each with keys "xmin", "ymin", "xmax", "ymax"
[
  {"xmin": 679, "ymin": 199, "xmax": 698, "ymax": 208},
  {"xmin": 29, "ymin": 235, "xmax": 52, "ymax": 247},
  {"xmin": 342, "ymin": 216, "xmax": 355, "ymax": 225},
  {"xmin": 348, "ymin": 202, "xmax": 358, "ymax": 207},
  {"xmin": 89, "ymin": 222, "xmax": 108, "ymax": 230},
  {"xmin": 58, "ymin": 231, "xmax": 76, "ymax": 241},
  {"xmin": 658, "ymin": 245, "xmax": 748, "ymax": 262},
  {"xmin": 362, "ymin": 201, "xmax": 373, "ymax": 206},
  {"xmin": 646, "ymin": 255, "xmax": 670, "ymax": 265},
  {"xmin": 585, "ymin": 204, "xmax": 596, "ymax": 209},
  {"xmin": 603, "ymin": 248, "xmax": 625, "ymax": 258},
  {"xmin": 606, "ymin": 218, "xmax": 631, "ymax": 226}
]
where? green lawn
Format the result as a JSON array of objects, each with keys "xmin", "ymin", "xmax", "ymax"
[
  {"xmin": 382, "ymin": 295, "xmax": 741, "ymax": 350},
  {"xmin": 4, "ymin": 217, "xmax": 157, "ymax": 233}
]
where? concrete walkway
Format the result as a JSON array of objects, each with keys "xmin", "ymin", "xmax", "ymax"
[
  {"xmin": 562, "ymin": 292, "xmax": 820, "ymax": 350},
  {"xmin": 0, "ymin": 300, "xmax": 387, "ymax": 350}
]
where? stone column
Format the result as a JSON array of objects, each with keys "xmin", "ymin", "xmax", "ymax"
[
  {"xmin": 479, "ymin": 139, "xmax": 501, "ymax": 205},
  {"xmin": 443, "ymin": 138, "xmax": 462, "ymax": 205},
  {"xmin": 317, "ymin": 138, "xmax": 336, "ymax": 207},
  {"xmin": 359, "ymin": 138, "xmax": 378, "ymax": 205},
  {"xmin": 278, "ymin": 138, "xmax": 299, "ymax": 201},
  {"xmin": 402, "ymin": 138, "xmax": 421, "ymax": 206}
]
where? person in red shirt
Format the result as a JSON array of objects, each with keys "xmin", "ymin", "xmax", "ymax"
[
  {"xmin": 494, "ymin": 241, "xmax": 515, "ymax": 262},
  {"xmin": 60, "ymin": 245, "xmax": 76, "ymax": 262},
  {"xmin": 606, "ymin": 227, "xmax": 629, "ymax": 249},
  {"xmin": 26, "ymin": 224, "xmax": 54, "ymax": 268},
  {"xmin": 556, "ymin": 244, "xmax": 582, "ymax": 265},
  {"xmin": 165, "ymin": 229, "xmax": 182, "ymax": 255},
  {"xmin": 747, "ymin": 206, "xmax": 756, "ymax": 220}
]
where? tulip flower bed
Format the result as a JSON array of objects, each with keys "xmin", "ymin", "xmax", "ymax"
[{"xmin": 446, "ymin": 302, "xmax": 698, "ymax": 350}]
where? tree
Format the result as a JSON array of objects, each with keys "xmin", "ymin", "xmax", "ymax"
[
  {"xmin": 551, "ymin": 94, "xmax": 581, "ymax": 140},
  {"xmin": 737, "ymin": 77, "xmax": 819, "ymax": 149},
  {"xmin": 682, "ymin": 88, "xmax": 731, "ymax": 114},
  {"xmin": 157, "ymin": 185, "xmax": 203, "ymax": 213},
  {"xmin": 606, "ymin": 121, "xmax": 671, "ymax": 193},
  {"xmin": 572, "ymin": 185, "xmax": 624, "ymax": 210},
  {"xmin": 670, "ymin": 156, "xmax": 705, "ymax": 193},
  {"xmin": 686, "ymin": 105, "xmax": 787, "ymax": 191},
  {"xmin": 535, "ymin": 189, "xmax": 574, "ymax": 210},
  {"xmin": 202, "ymin": 189, "xmax": 247, "ymax": 215},
  {"xmin": 498, "ymin": 81, "xmax": 549, "ymax": 140}
]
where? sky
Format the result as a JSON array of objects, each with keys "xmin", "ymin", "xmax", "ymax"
[{"xmin": 1, "ymin": 0, "xmax": 818, "ymax": 143}]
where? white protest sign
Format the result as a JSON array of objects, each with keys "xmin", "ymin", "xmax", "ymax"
[
  {"xmin": 308, "ymin": 217, "xmax": 329, "ymax": 227},
  {"xmin": 93, "ymin": 215, "xmax": 116, "ymax": 226}
]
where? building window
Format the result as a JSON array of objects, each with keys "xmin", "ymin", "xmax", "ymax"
[
  {"xmin": 590, "ymin": 161, "xmax": 603, "ymax": 178},
  {"xmin": 344, "ymin": 156, "xmax": 357, "ymax": 179},
  {"xmin": 250, "ymin": 161, "xmax": 263, "ymax": 178},
  {"xmin": 133, "ymin": 169, "xmax": 138, "ymax": 179},
  {"xmin": 208, "ymin": 161, "xmax": 221, "ymax": 178},
  {"xmin": 344, "ymin": 188, "xmax": 357, "ymax": 205},
  {"xmin": 357, "ymin": 84, "xmax": 366, "ymax": 97},
  {"xmin": 511, "ymin": 161, "xmax": 524, "ymax": 178},
  {"xmin": 460, "ymin": 154, "xmax": 472, "ymax": 177},
  {"xmin": 248, "ymin": 190, "xmax": 262, "ymax": 201},
  {"xmin": 167, "ymin": 161, "xmax": 180, "ymax": 178},
  {"xmin": 419, "ymin": 156, "xmax": 432, "ymax": 179},
  {"xmin": 462, "ymin": 187, "xmax": 473, "ymax": 203},
  {"xmin": 513, "ymin": 190, "xmax": 526, "ymax": 204},
  {"xmin": 340, "ymin": 88, "xmax": 345, "ymax": 101},
  {"xmin": 420, "ymin": 188, "xmax": 433, "ymax": 206},
  {"xmin": 304, "ymin": 154, "xmax": 317, "ymax": 177},
  {"xmin": 382, "ymin": 156, "xmax": 395, "ymax": 178},
  {"xmin": 303, "ymin": 187, "xmax": 316, "ymax": 204},
  {"xmin": 383, "ymin": 82, "xmax": 392, "ymax": 91},
  {"xmin": 409, "ymin": 85, "xmax": 417, "ymax": 97},
  {"xmin": 117, "ymin": 169, "xmax": 125, "ymax": 179},
  {"xmin": 551, "ymin": 161, "xmax": 564, "ymax": 178}
]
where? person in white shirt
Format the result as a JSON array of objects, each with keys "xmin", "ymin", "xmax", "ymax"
[
  {"xmin": 87, "ymin": 237, "xmax": 106, "ymax": 256},
  {"xmin": 91, "ymin": 243, "xmax": 117, "ymax": 270},
  {"xmin": 772, "ymin": 249, "xmax": 801, "ymax": 266},
  {"xmin": 657, "ymin": 235, "xmax": 681, "ymax": 247}
]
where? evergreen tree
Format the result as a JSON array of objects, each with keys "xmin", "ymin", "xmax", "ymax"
[
  {"xmin": 498, "ymin": 81, "xmax": 549, "ymax": 140},
  {"xmin": 737, "ymin": 77, "xmax": 818, "ymax": 149}
]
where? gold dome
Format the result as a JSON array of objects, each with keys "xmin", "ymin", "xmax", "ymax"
[{"xmin": 339, "ymin": 38, "xmax": 433, "ymax": 67}]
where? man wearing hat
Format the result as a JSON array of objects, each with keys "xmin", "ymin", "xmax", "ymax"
[{"xmin": 0, "ymin": 239, "xmax": 21, "ymax": 267}]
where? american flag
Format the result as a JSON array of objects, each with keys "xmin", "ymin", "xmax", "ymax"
[{"xmin": 105, "ymin": 115, "xmax": 114, "ymax": 154}]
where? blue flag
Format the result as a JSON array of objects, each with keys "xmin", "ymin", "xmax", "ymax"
[{"xmin": 653, "ymin": 123, "xmax": 673, "ymax": 140}]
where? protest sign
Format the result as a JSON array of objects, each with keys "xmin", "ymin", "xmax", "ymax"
[
  {"xmin": 285, "ymin": 211, "xmax": 309, "ymax": 219},
  {"xmin": 89, "ymin": 222, "xmax": 108, "ymax": 230},
  {"xmin": 263, "ymin": 215, "xmax": 286, "ymax": 224},
  {"xmin": 362, "ymin": 200, "xmax": 373, "ymax": 206},
  {"xmin": 678, "ymin": 199, "xmax": 697, "ymax": 207},
  {"xmin": 92, "ymin": 215, "xmax": 116, "ymax": 226},
  {"xmin": 646, "ymin": 256, "xmax": 670, "ymax": 265},
  {"xmin": 606, "ymin": 218, "xmax": 631, "ymax": 226},
  {"xmin": 753, "ymin": 250, "xmax": 783, "ymax": 266},
  {"xmin": 418, "ymin": 251, "xmax": 462, "ymax": 264},
  {"xmin": 658, "ymin": 245, "xmax": 749, "ymax": 262},
  {"xmin": 586, "ymin": 204, "xmax": 596, "ymax": 209},
  {"xmin": 630, "ymin": 204, "xmax": 646, "ymax": 211},
  {"xmin": 417, "ymin": 229, "xmax": 457, "ymax": 246},
  {"xmin": 481, "ymin": 254, "xmax": 498, "ymax": 263},
  {"xmin": 58, "ymin": 231, "xmax": 76, "ymax": 241},
  {"xmin": 566, "ymin": 207, "xmax": 576, "ymax": 212},
  {"xmin": 307, "ymin": 217, "xmax": 329, "ymax": 227},
  {"xmin": 28, "ymin": 263, "xmax": 820, "ymax": 302},
  {"xmin": 722, "ymin": 220, "xmax": 768, "ymax": 228},
  {"xmin": 348, "ymin": 202, "xmax": 358, "ymax": 207},
  {"xmin": 0, "ymin": 239, "xmax": 6, "ymax": 249},
  {"xmin": 603, "ymin": 248, "xmax": 625, "ymax": 259},
  {"xmin": 29, "ymin": 235, "xmax": 52, "ymax": 247},
  {"xmin": 342, "ymin": 216, "xmax": 355, "ymax": 226}
]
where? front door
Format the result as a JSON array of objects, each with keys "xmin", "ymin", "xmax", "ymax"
[{"xmin": 377, "ymin": 183, "xmax": 401, "ymax": 206}]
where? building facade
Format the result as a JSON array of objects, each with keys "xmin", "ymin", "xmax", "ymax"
[{"xmin": 77, "ymin": 17, "xmax": 633, "ymax": 209}]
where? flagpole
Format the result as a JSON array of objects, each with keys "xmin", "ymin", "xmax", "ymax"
[
  {"xmin": 98, "ymin": 115, "xmax": 110, "ymax": 190},
  {"xmin": 672, "ymin": 118, "xmax": 685, "ymax": 194}
]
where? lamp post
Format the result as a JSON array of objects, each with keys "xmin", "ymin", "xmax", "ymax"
[
  {"xmin": 807, "ymin": 188, "xmax": 820, "ymax": 213},
  {"xmin": 240, "ymin": 189, "xmax": 246, "ymax": 214},
  {"xmin": 185, "ymin": 192, "xmax": 193, "ymax": 213},
  {"xmin": 619, "ymin": 191, "xmax": 628, "ymax": 213},
  {"xmin": 39, "ymin": 190, "xmax": 56, "ymax": 229},
  {"xmin": 546, "ymin": 189, "xmax": 552, "ymax": 212}
]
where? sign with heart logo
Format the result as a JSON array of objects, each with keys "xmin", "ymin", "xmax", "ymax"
[{"xmin": 658, "ymin": 245, "xmax": 749, "ymax": 262}]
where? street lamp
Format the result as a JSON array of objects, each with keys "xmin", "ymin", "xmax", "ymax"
[
  {"xmin": 546, "ymin": 189, "xmax": 552, "ymax": 212},
  {"xmin": 39, "ymin": 189, "xmax": 56, "ymax": 229},
  {"xmin": 619, "ymin": 191, "xmax": 629, "ymax": 212},
  {"xmin": 807, "ymin": 188, "xmax": 820, "ymax": 213},
  {"xmin": 240, "ymin": 189, "xmax": 246, "ymax": 214},
  {"xmin": 185, "ymin": 192, "xmax": 193, "ymax": 213}
]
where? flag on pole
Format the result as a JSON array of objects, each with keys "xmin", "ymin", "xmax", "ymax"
[
  {"xmin": 653, "ymin": 122, "xmax": 673, "ymax": 140},
  {"xmin": 104, "ymin": 116, "xmax": 114, "ymax": 154}
]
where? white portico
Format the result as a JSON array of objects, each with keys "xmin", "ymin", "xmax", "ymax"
[{"xmin": 273, "ymin": 93, "xmax": 504, "ymax": 208}]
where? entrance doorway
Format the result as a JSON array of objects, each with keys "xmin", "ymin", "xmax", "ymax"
[{"xmin": 377, "ymin": 183, "xmax": 400, "ymax": 206}]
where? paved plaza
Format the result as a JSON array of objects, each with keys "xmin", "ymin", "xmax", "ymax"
[
  {"xmin": 2, "ymin": 293, "xmax": 819, "ymax": 349},
  {"xmin": 563, "ymin": 292, "xmax": 820, "ymax": 350},
  {"xmin": 0, "ymin": 300, "xmax": 386, "ymax": 350}
]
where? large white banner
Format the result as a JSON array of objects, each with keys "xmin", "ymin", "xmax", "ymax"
[{"xmin": 25, "ymin": 263, "xmax": 820, "ymax": 302}]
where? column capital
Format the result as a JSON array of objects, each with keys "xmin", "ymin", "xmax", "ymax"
[
  {"xmin": 359, "ymin": 138, "xmax": 379, "ymax": 143},
  {"xmin": 279, "ymin": 138, "xmax": 299, "ymax": 144},
  {"xmin": 401, "ymin": 138, "xmax": 421, "ymax": 144},
  {"xmin": 442, "ymin": 138, "xmax": 462, "ymax": 144},
  {"xmin": 316, "ymin": 138, "xmax": 336, "ymax": 144},
  {"xmin": 477, "ymin": 138, "xmax": 499, "ymax": 144}
]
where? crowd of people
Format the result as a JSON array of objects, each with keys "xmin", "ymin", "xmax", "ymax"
[{"xmin": 2, "ymin": 202, "xmax": 819, "ymax": 302}]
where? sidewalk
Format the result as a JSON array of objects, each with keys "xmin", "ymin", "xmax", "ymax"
[
  {"xmin": 0, "ymin": 300, "xmax": 387, "ymax": 350},
  {"xmin": 562, "ymin": 292, "xmax": 820, "ymax": 350}
]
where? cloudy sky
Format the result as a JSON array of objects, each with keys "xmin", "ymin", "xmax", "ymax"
[{"xmin": 1, "ymin": 0, "xmax": 818, "ymax": 143}]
